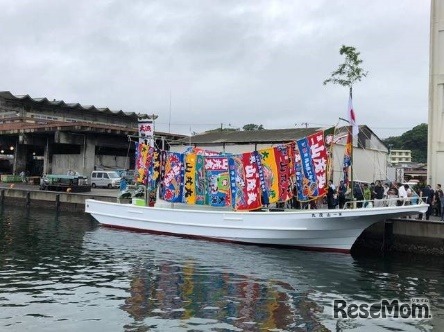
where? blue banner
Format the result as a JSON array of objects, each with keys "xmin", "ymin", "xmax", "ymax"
[{"xmin": 296, "ymin": 137, "xmax": 319, "ymax": 199}]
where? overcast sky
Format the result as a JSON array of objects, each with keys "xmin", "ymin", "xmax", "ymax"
[{"xmin": 0, "ymin": 0, "xmax": 430, "ymax": 138}]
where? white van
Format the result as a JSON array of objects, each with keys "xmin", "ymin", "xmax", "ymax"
[{"xmin": 90, "ymin": 171, "xmax": 121, "ymax": 188}]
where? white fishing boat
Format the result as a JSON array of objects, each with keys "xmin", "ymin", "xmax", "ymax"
[
  {"xmin": 85, "ymin": 197, "xmax": 428, "ymax": 253},
  {"xmin": 85, "ymin": 115, "xmax": 429, "ymax": 253}
]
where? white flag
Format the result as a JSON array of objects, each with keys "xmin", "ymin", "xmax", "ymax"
[{"xmin": 348, "ymin": 95, "xmax": 359, "ymax": 136}]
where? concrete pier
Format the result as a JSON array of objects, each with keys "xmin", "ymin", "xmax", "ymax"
[
  {"xmin": 355, "ymin": 217, "xmax": 444, "ymax": 256},
  {"xmin": 0, "ymin": 183, "xmax": 121, "ymax": 212}
]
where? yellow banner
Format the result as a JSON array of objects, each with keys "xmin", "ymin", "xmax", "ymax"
[
  {"xmin": 258, "ymin": 147, "xmax": 280, "ymax": 204},
  {"xmin": 184, "ymin": 152, "xmax": 197, "ymax": 204},
  {"xmin": 136, "ymin": 143, "xmax": 149, "ymax": 184}
]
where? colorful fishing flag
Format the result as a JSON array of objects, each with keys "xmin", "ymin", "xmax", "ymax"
[
  {"xmin": 161, "ymin": 152, "xmax": 184, "ymax": 202},
  {"xmin": 343, "ymin": 131, "xmax": 352, "ymax": 185},
  {"xmin": 183, "ymin": 152, "xmax": 197, "ymax": 204},
  {"xmin": 307, "ymin": 130, "xmax": 328, "ymax": 197},
  {"xmin": 138, "ymin": 119, "xmax": 154, "ymax": 146},
  {"xmin": 257, "ymin": 147, "xmax": 279, "ymax": 204},
  {"xmin": 274, "ymin": 145, "xmax": 292, "ymax": 202},
  {"xmin": 296, "ymin": 137, "xmax": 319, "ymax": 199},
  {"xmin": 293, "ymin": 144, "xmax": 308, "ymax": 201},
  {"xmin": 323, "ymin": 127, "xmax": 335, "ymax": 185},
  {"xmin": 254, "ymin": 150, "xmax": 269, "ymax": 205},
  {"xmin": 195, "ymin": 155, "xmax": 206, "ymax": 205},
  {"xmin": 204, "ymin": 156, "xmax": 231, "ymax": 207},
  {"xmin": 135, "ymin": 142, "xmax": 152, "ymax": 185},
  {"xmin": 229, "ymin": 152, "xmax": 262, "ymax": 211},
  {"xmin": 192, "ymin": 147, "xmax": 222, "ymax": 156},
  {"xmin": 147, "ymin": 147, "xmax": 160, "ymax": 191}
]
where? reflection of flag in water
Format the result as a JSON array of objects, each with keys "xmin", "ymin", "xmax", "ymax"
[{"xmin": 343, "ymin": 131, "xmax": 352, "ymax": 185}]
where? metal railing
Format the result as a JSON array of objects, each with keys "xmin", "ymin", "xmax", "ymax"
[{"xmin": 343, "ymin": 197, "xmax": 426, "ymax": 209}]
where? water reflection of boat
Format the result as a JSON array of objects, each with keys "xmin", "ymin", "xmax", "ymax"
[
  {"xmin": 86, "ymin": 228, "xmax": 356, "ymax": 331},
  {"xmin": 87, "ymin": 227, "xmax": 439, "ymax": 331}
]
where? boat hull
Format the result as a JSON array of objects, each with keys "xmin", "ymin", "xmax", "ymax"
[{"xmin": 85, "ymin": 199, "xmax": 428, "ymax": 253}]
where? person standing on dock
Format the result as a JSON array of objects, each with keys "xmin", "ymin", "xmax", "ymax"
[
  {"xmin": 120, "ymin": 177, "xmax": 127, "ymax": 192},
  {"xmin": 426, "ymin": 185, "xmax": 435, "ymax": 220},
  {"xmin": 19, "ymin": 170, "xmax": 28, "ymax": 183},
  {"xmin": 439, "ymin": 185, "xmax": 444, "ymax": 221},
  {"xmin": 418, "ymin": 185, "xmax": 434, "ymax": 220},
  {"xmin": 434, "ymin": 184, "xmax": 442, "ymax": 217}
]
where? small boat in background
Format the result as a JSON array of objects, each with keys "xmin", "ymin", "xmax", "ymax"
[{"xmin": 40, "ymin": 174, "xmax": 91, "ymax": 193}]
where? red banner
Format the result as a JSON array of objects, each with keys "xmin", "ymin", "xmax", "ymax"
[
  {"xmin": 229, "ymin": 152, "xmax": 262, "ymax": 211},
  {"xmin": 274, "ymin": 145, "xmax": 292, "ymax": 202}
]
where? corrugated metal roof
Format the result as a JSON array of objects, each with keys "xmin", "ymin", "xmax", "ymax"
[
  {"xmin": 0, "ymin": 91, "xmax": 139, "ymax": 118},
  {"xmin": 172, "ymin": 127, "xmax": 326, "ymax": 145}
]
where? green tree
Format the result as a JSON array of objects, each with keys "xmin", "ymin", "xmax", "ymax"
[
  {"xmin": 242, "ymin": 124, "xmax": 264, "ymax": 131},
  {"xmin": 324, "ymin": 45, "xmax": 368, "ymax": 198},
  {"xmin": 383, "ymin": 123, "xmax": 428, "ymax": 163},
  {"xmin": 205, "ymin": 127, "xmax": 239, "ymax": 133},
  {"xmin": 323, "ymin": 45, "xmax": 368, "ymax": 96}
]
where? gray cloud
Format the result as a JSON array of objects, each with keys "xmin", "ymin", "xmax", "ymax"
[{"xmin": 0, "ymin": 0, "xmax": 430, "ymax": 138}]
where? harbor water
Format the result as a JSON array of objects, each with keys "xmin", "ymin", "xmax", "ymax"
[{"xmin": 0, "ymin": 204, "xmax": 443, "ymax": 331}]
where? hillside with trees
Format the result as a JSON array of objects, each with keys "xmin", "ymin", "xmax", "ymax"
[
  {"xmin": 382, "ymin": 123, "xmax": 428, "ymax": 163},
  {"xmin": 204, "ymin": 123, "xmax": 264, "ymax": 133}
]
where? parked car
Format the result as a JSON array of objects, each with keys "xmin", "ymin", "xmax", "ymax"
[{"xmin": 90, "ymin": 171, "xmax": 121, "ymax": 188}]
